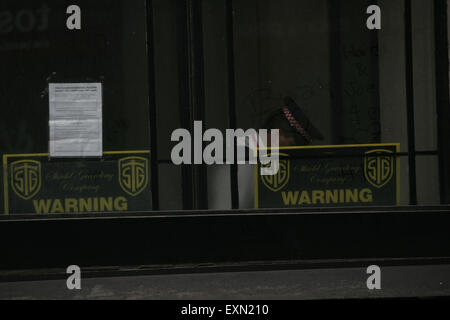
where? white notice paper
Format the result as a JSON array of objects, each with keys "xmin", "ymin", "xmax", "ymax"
[{"xmin": 49, "ymin": 83, "xmax": 103, "ymax": 157}]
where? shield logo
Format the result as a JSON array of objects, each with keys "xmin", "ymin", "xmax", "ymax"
[
  {"xmin": 261, "ymin": 154, "xmax": 290, "ymax": 192},
  {"xmin": 364, "ymin": 149, "xmax": 395, "ymax": 189},
  {"xmin": 118, "ymin": 157, "xmax": 149, "ymax": 197},
  {"xmin": 10, "ymin": 160, "xmax": 42, "ymax": 200}
]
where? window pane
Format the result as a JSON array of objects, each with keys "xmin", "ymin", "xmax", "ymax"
[
  {"xmin": 0, "ymin": 0, "xmax": 152, "ymax": 215},
  {"xmin": 203, "ymin": 0, "xmax": 441, "ymax": 210}
]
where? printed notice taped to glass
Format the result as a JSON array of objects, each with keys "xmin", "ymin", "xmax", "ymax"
[{"xmin": 49, "ymin": 83, "xmax": 103, "ymax": 158}]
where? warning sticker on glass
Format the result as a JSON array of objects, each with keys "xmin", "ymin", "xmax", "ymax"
[{"xmin": 49, "ymin": 83, "xmax": 103, "ymax": 157}]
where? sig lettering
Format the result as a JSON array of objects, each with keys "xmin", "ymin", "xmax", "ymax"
[
  {"xmin": 10, "ymin": 160, "xmax": 42, "ymax": 200},
  {"xmin": 364, "ymin": 150, "xmax": 394, "ymax": 188},
  {"xmin": 118, "ymin": 157, "xmax": 149, "ymax": 197},
  {"xmin": 261, "ymin": 155, "xmax": 290, "ymax": 192}
]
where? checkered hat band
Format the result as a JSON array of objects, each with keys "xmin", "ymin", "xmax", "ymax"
[{"xmin": 282, "ymin": 107, "xmax": 313, "ymax": 143}]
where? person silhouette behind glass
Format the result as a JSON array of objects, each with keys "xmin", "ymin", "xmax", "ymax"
[{"xmin": 238, "ymin": 96, "xmax": 325, "ymax": 209}]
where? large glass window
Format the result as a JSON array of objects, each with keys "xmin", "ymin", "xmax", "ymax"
[
  {"xmin": 203, "ymin": 0, "xmax": 442, "ymax": 210},
  {"xmin": 0, "ymin": 0, "xmax": 151, "ymax": 214},
  {"xmin": 0, "ymin": 0, "xmax": 448, "ymax": 216}
]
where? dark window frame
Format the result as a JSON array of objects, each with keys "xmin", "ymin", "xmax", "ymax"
[{"xmin": 1, "ymin": 0, "xmax": 450, "ymax": 278}]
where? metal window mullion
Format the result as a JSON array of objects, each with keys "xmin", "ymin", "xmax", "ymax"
[
  {"xmin": 328, "ymin": 0, "xmax": 344, "ymax": 145},
  {"xmin": 177, "ymin": 0, "xmax": 208, "ymax": 210},
  {"xmin": 226, "ymin": 0, "xmax": 240, "ymax": 210},
  {"xmin": 146, "ymin": 0, "xmax": 160, "ymax": 211},
  {"xmin": 177, "ymin": 0, "xmax": 195, "ymax": 210},
  {"xmin": 434, "ymin": 0, "xmax": 450, "ymax": 204},
  {"xmin": 405, "ymin": 0, "xmax": 418, "ymax": 205}
]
